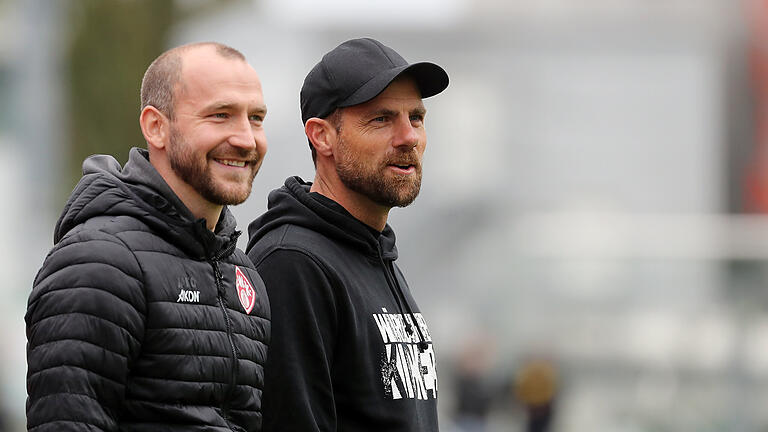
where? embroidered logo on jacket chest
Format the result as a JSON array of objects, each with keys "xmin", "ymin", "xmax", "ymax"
[
  {"xmin": 235, "ymin": 266, "xmax": 256, "ymax": 314},
  {"xmin": 176, "ymin": 275, "xmax": 200, "ymax": 303}
]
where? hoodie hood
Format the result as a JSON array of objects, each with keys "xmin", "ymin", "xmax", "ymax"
[
  {"xmin": 247, "ymin": 176, "xmax": 398, "ymax": 260},
  {"xmin": 54, "ymin": 147, "xmax": 240, "ymax": 260}
]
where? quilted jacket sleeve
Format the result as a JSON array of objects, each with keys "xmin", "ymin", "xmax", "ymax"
[{"xmin": 25, "ymin": 228, "xmax": 146, "ymax": 431}]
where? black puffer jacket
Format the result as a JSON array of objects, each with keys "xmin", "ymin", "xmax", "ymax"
[{"xmin": 26, "ymin": 148, "xmax": 270, "ymax": 431}]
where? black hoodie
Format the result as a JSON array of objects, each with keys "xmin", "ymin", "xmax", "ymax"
[
  {"xmin": 26, "ymin": 148, "xmax": 270, "ymax": 431},
  {"xmin": 246, "ymin": 176, "xmax": 438, "ymax": 431}
]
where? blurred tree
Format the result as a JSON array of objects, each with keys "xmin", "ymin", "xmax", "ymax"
[{"xmin": 65, "ymin": 0, "xmax": 241, "ymax": 186}]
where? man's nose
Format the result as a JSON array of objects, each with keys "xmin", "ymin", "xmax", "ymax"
[
  {"xmin": 228, "ymin": 115, "xmax": 257, "ymax": 150},
  {"xmin": 392, "ymin": 116, "xmax": 419, "ymax": 148}
]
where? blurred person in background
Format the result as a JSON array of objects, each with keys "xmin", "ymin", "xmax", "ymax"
[
  {"xmin": 246, "ymin": 38, "xmax": 448, "ymax": 431},
  {"xmin": 452, "ymin": 336, "xmax": 498, "ymax": 432},
  {"xmin": 25, "ymin": 42, "xmax": 271, "ymax": 431},
  {"xmin": 514, "ymin": 358, "xmax": 559, "ymax": 432}
]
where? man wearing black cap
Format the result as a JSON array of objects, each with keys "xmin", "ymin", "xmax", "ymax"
[{"xmin": 246, "ymin": 38, "xmax": 448, "ymax": 430}]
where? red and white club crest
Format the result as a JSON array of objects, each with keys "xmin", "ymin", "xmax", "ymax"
[{"xmin": 235, "ymin": 266, "xmax": 256, "ymax": 314}]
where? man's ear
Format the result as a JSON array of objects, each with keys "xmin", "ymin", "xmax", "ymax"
[
  {"xmin": 305, "ymin": 118, "xmax": 336, "ymax": 159},
  {"xmin": 139, "ymin": 106, "xmax": 170, "ymax": 151}
]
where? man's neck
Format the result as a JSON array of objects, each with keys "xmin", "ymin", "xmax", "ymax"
[
  {"xmin": 310, "ymin": 174, "xmax": 389, "ymax": 232},
  {"xmin": 169, "ymin": 179, "xmax": 222, "ymax": 231},
  {"xmin": 150, "ymin": 156, "xmax": 222, "ymax": 231}
]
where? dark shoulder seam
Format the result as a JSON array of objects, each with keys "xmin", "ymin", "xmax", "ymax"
[
  {"xmin": 108, "ymin": 228, "xmax": 146, "ymax": 294},
  {"xmin": 258, "ymin": 246, "xmax": 342, "ymax": 295}
]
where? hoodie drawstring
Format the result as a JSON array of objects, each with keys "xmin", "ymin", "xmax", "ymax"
[{"xmin": 378, "ymin": 247, "xmax": 429, "ymax": 352}]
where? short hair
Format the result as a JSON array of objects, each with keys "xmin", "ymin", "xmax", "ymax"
[
  {"xmin": 309, "ymin": 108, "xmax": 343, "ymax": 165},
  {"xmin": 140, "ymin": 42, "xmax": 246, "ymax": 119}
]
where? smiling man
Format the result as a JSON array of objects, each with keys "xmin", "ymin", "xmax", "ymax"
[
  {"xmin": 246, "ymin": 38, "xmax": 448, "ymax": 431},
  {"xmin": 26, "ymin": 42, "xmax": 270, "ymax": 431}
]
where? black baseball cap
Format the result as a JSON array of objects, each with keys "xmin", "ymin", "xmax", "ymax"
[{"xmin": 300, "ymin": 37, "xmax": 449, "ymax": 124}]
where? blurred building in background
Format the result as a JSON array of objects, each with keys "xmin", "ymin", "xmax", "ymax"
[{"xmin": 3, "ymin": 0, "xmax": 768, "ymax": 430}]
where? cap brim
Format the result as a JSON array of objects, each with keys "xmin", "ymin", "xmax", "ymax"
[{"xmin": 339, "ymin": 61, "xmax": 449, "ymax": 108}]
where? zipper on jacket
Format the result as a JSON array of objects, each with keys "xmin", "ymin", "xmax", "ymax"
[
  {"xmin": 211, "ymin": 259, "xmax": 239, "ymax": 430},
  {"xmin": 377, "ymin": 246, "xmax": 429, "ymax": 352}
]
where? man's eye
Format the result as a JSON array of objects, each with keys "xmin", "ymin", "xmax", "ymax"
[
  {"xmin": 372, "ymin": 116, "xmax": 387, "ymax": 123},
  {"xmin": 249, "ymin": 115, "xmax": 264, "ymax": 122},
  {"xmin": 410, "ymin": 115, "xmax": 424, "ymax": 123},
  {"xmin": 213, "ymin": 113, "xmax": 228, "ymax": 119}
]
